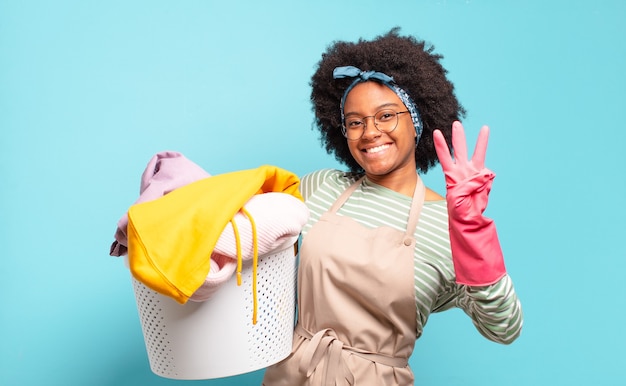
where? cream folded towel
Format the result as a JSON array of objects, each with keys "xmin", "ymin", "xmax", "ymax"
[{"xmin": 190, "ymin": 192, "xmax": 307, "ymax": 302}]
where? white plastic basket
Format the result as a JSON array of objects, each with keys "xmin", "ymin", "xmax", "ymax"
[{"xmin": 130, "ymin": 244, "xmax": 297, "ymax": 380}]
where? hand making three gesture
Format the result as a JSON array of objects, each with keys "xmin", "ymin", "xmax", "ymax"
[{"xmin": 433, "ymin": 121, "xmax": 507, "ymax": 287}]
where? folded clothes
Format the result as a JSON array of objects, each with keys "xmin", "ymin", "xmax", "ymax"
[
  {"xmin": 189, "ymin": 253, "xmax": 237, "ymax": 302},
  {"xmin": 190, "ymin": 192, "xmax": 307, "ymax": 302},
  {"xmin": 110, "ymin": 151, "xmax": 210, "ymax": 256},
  {"xmin": 214, "ymin": 192, "xmax": 307, "ymax": 262},
  {"xmin": 126, "ymin": 165, "xmax": 304, "ymax": 304},
  {"xmin": 110, "ymin": 151, "xmax": 308, "ymax": 314}
]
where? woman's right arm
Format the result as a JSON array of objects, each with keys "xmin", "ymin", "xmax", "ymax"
[{"xmin": 299, "ymin": 169, "xmax": 340, "ymax": 201}]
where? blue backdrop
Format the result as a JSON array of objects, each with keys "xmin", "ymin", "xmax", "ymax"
[{"xmin": 1, "ymin": 1, "xmax": 624, "ymax": 385}]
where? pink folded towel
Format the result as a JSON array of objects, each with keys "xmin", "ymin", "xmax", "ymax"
[
  {"xmin": 189, "ymin": 254, "xmax": 238, "ymax": 302},
  {"xmin": 190, "ymin": 192, "xmax": 307, "ymax": 302},
  {"xmin": 214, "ymin": 192, "xmax": 306, "ymax": 262}
]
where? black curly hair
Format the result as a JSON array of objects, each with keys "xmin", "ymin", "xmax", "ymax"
[{"xmin": 310, "ymin": 27, "xmax": 465, "ymax": 174}]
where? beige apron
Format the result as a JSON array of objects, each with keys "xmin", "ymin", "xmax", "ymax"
[{"xmin": 263, "ymin": 176, "xmax": 425, "ymax": 386}]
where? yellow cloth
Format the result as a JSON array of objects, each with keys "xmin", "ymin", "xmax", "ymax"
[{"xmin": 126, "ymin": 165, "xmax": 302, "ymax": 304}]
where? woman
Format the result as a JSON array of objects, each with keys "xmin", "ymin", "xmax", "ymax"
[{"xmin": 262, "ymin": 28, "xmax": 523, "ymax": 385}]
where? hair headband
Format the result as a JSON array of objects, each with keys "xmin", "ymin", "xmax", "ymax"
[{"xmin": 333, "ymin": 65, "xmax": 423, "ymax": 141}]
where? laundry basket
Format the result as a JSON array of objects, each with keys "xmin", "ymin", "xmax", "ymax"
[{"xmin": 130, "ymin": 243, "xmax": 297, "ymax": 380}]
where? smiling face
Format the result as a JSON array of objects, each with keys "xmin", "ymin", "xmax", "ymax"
[{"xmin": 343, "ymin": 81, "xmax": 418, "ymax": 191}]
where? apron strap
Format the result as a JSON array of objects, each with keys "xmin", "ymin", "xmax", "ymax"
[
  {"xmin": 328, "ymin": 176, "xmax": 365, "ymax": 213},
  {"xmin": 405, "ymin": 176, "xmax": 425, "ymax": 237}
]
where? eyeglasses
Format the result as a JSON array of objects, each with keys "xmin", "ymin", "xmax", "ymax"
[{"xmin": 342, "ymin": 109, "xmax": 410, "ymax": 140}]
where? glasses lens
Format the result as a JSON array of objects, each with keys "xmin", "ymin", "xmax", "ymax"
[
  {"xmin": 343, "ymin": 110, "xmax": 401, "ymax": 140},
  {"xmin": 344, "ymin": 117, "xmax": 364, "ymax": 140},
  {"xmin": 374, "ymin": 110, "xmax": 398, "ymax": 133}
]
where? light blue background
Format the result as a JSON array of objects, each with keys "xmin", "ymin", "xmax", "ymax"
[{"xmin": 1, "ymin": 0, "xmax": 624, "ymax": 385}]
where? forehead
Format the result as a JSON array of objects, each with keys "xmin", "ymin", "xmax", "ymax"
[{"xmin": 343, "ymin": 81, "xmax": 404, "ymax": 114}]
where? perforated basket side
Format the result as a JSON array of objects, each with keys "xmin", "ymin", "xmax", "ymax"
[
  {"xmin": 132, "ymin": 280, "xmax": 177, "ymax": 377},
  {"xmin": 131, "ymin": 245, "xmax": 297, "ymax": 380},
  {"xmin": 243, "ymin": 247, "xmax": 297, "ymax": 367}
]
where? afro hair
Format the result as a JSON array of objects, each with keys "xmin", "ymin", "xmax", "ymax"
[{"xmin": 310, "ymin": 27, "xmax": 466, "ymax": 173}]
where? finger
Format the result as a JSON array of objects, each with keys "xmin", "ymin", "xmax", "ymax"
[
  {"xmin": 451, "ymin": 121, "xmax": 468, "ymax": 163},
  {"xmin": 471, "ymin": 125, "xmax": 490, "ymax": 168},
  {"xmin": 433, "ymin": 129, "xmax": 454, "ymax": 170}
]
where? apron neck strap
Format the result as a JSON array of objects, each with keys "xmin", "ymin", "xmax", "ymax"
[
  {"xmin": 406, "ymin": 177, "xmax": 425, "ymax": 237},
  {"xmin": 329, "ymin": 176, "xmax": 365, "ymax": 213}
]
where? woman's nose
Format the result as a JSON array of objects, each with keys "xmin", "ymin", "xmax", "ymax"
[{"xmin": 361, "ymin": 116, "xmax": 381, "ymax": 139}]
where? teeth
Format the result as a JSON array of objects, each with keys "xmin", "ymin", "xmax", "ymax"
[{"xmin": 365, "ymin": 144, "xmax": 389, "ymax": 153}]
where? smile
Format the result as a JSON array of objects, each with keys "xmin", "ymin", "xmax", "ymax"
[{"xmin": 364, "ymin": 144, "xmax": 390, "ymax": 154}]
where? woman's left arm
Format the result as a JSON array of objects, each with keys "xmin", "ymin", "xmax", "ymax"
[
  {"xmin": 458, "ymin": 276, "xmax": 523, "ymax": 344},
  {"xmin": 433, "ymin": 121, "xmax": 523, "ymax": 343}
]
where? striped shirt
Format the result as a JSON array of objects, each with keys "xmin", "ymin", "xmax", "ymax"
[{"xmin": 300, "ymin": 169, "xmax": 523, "ymax": 344}]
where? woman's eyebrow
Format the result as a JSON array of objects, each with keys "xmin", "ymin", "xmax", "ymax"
[{"xmin": 344, "ymin": 102, "xmax": 402, "ymax": 117}]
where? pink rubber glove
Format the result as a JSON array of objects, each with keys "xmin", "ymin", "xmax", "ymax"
[{"xmin": 433, "ymin": 121, "xmax": 506, "ymax": 286}]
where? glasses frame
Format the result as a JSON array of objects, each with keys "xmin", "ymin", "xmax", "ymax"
[{"xmin": 341, "ymin": 110, "xmax": 410, "ymax": 140}]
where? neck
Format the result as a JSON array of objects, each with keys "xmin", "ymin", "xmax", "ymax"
[{"xmin": 365, "ymin": 169, "xmax": 418, "ymax": 197}]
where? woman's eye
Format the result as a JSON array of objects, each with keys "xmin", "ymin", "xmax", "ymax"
[
  {"xmin": 378, "ymin": 112, "xmax": 394, "ymax": 121},
  {"xmin": 346, "ymin": 120, "xmax": 363, "ymax": 128}
]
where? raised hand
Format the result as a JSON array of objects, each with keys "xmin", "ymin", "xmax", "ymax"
[
  {"xmin": 434, "ymin": 121, "xmax": 493, "ymax": 220},
  {"xmin": 432, "ymin": 121, "xmax": 506, "ymax": 287},
  {"xmin": 434, "ymin": 121, "xmax": 489, "ymax": 186}
]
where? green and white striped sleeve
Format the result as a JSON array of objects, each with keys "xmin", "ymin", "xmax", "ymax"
[{"xmin": 458, "ymin": 276, "xmax": 524, "ymax": 344}]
